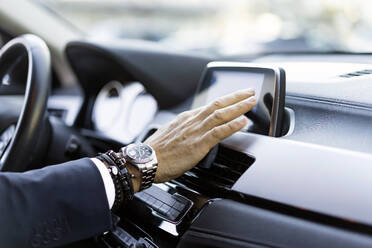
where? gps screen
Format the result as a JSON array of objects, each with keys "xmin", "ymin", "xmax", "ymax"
[
  {"xmin": 205, "ymin": 71, "xmax": 265, "ymax": 113},
  {"xmin": 193, "ymin": 63, "xmax": 285, "ymax": 136}
]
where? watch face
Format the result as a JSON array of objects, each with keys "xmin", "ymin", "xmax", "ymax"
[{"xmin": 125, "ymin": 143, "xmax": 153, "ymax": 163}]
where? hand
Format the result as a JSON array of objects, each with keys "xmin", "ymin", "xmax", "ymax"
[{"xmin": 145, "ymin": 89, "xmax": 257, "ymax": 183}]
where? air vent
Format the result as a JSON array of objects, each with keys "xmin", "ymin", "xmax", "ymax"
[
  {"xmin": 175, "ymin": 145, "xmax": 255, "ymax": 195},
  {"xmin": 339, "ymin": 69, "xmax": 372, "ymax": 78}
]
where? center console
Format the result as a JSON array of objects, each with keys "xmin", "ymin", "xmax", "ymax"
[{"xmin": 101, "ymin": 137, "xmax": 256, "ymax": 248}]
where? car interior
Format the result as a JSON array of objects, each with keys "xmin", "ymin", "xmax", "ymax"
[{"xmin": 1, "ymin": 1, "xmax": 372, "ymax": 247}]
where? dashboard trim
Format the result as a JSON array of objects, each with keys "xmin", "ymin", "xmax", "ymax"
[{"xmin": 225, "ymin": 131, "xmax": 372, "ymax": 227}]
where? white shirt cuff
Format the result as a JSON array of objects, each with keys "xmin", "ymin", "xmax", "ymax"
[{"xmin": 91, "ymin": 157, "xmax": 115, "ymax": 209}]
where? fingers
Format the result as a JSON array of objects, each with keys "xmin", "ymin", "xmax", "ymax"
[
  {"xmin": 201, "ymin": 96, "xmax": 257, "ymax": 131},
  {"xmin": 203, "ymin": 116, "xmax": 249, "ymax": 148},
  {"xmin": 200, "ymin": 88, "xmax": 255, "ymax": 117}
]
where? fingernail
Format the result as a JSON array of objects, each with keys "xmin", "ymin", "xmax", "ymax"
[
  {"xmin": 247, "ymin": 88, "xmax": 255, "ymax": 95},
  {"xmin": 240, "ymin": 116, "xmax": 248, "ymax": 123},
  {"xmin": 238, "ymin": 116, "xmax": 248, "ymax": 127}
]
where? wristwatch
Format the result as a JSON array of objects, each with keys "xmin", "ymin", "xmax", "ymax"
[{"xmin": 121, "ymin": 143, "xmax": 158, "ymax": 191}]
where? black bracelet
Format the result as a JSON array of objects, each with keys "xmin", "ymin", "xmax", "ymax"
[
  {"xmin": 106, "ymin": 151, "xmax": 134, "ymax": 200},
  {"xmin": 97, "ymin": 151, "xmax": 135, "ymax": 210},
  {"xmin": 97, "ymin": 154, "xmax": 123, "ymax": 212}
]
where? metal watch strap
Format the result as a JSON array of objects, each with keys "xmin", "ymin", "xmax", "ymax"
[{"xmin": 139, "ymin": 163, "xmax": 158, "ymax": 191}]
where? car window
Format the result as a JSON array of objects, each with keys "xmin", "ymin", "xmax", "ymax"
[{"xmin": 34, "ymin": 0, "xmax": 372, "ymax": 55}]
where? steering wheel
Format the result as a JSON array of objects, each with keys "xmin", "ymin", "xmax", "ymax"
[{"xmin": 0, "ymin": 35, "xmax": 51, "ymax": 172}]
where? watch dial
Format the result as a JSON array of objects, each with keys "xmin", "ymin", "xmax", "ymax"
[{"xmin": 127, "ymin": 144, "xmax": 153, "ymax": 163}]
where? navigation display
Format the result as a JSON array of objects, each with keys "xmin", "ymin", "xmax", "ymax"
[
  {"xmin": 206, "ymin": 71, "xmax": 264, "ymax": 113},
  {"xmin": 193, "ymin": 62, "xmax": 286, "ymax": 137}
]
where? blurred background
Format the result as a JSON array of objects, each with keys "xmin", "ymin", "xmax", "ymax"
[{"xmin": 34, "ymin": 0, "xmax": 372, "ymax": 56}]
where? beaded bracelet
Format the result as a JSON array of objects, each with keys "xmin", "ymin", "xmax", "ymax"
[
  {"xmin": 97, "ymin": 150, "xmax": 135, "ymax": 211},
  {"xmin": 97, "ymin": 153, "xmax": 124, "ymax": 212},
  {"xmin": 106, "ymin": 150, "xmax": 134, "ymax": 200}
]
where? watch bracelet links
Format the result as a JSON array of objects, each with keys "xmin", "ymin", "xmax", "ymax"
[
  {"xmin": 96, "ymin": 151, "xmax": 134, "ymax": 211},
  {"xmin": 140, "ymin": 164, "xmax": 158, "ymax": 191}
]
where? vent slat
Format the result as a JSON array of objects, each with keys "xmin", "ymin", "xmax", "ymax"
[
  {"xmin": 176, "ymin": 145, "xmax": 255, "ymax": 194},
  {"xmin": 339, "ymin": 69, "xmax": 372, "ymax": 78},
  {"xmin": 193, "ymin": 167, "xmax": 235, "ymax": 185},
  {"xmin": 211, "ymin": 162, "xmax": 241, "ymax": 180}
]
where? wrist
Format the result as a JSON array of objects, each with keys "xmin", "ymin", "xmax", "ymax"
[
  {"xmin": 120, "ymin": 143, "xmax": 158, "ymax": 191},
  {"xmin": 126, "ymin": 163, "xmax": 141, "ymax": 193},
  {"xmin": 98, "ymin": 152, "xmax": 141, "ymax": 193},
  {"xmin": 96, "ymin": 151, "xmax": 135, "ymax": 211},
  {"xmin": 91, "ymin": 157, "xmax": 116, "ymax": 209},
  {"xmin": 96, "ymin": 155, "xmax": 125, "ymax": 210}
]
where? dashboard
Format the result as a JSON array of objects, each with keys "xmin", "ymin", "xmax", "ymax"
[
  {"xmin": 47, "ymin": 40, "xmax": 372, "ymax": 248},
  {"xmin": 92, "ymin": 81, "xmax": 157, "ymax": 144}
]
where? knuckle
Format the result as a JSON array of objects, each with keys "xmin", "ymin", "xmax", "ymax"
[
  {"xmin": 201, "ymin": 106, "xmax": 209, "ymax": 113},
  {"xmin": 169, "ymin": 120, "xmax": 179, "ymax": 129},
  {"xmin": 225, "ymin": 122, "xmax": 234, "ymax": 131},
  {"xmin": 197, "ymin": 106, "xmax": 208, "ymax": 116},
  {"xmin": 211, "ymin": 127, "xmax": 223, "ymax": 139},
  {"xmin": 200, "ymin": 105, "xmax": 212, "ymax": 117},
  {"xmin": 213, "ymin": 110, "xmax": 225, "ymax": 122},
  {"xmin": 236, "ymin": 100, "xmax": 252, "ymax": 112},
  {"xmin": 178, "ymin": 110, "xmax": 191, "ymax": 120},
  {"xmin": 231, "ymin": 92, "xmax": 241, "ymax": 101},
  {"xmin": 238, "ymin": 100, "xmax": 249, "ymax": 109},
  {"xmin": 210, "ymin": 99, "xmax": 224, "ymax": 110},
  {"xmin": 228, "ymin": 120, "xmax": 240, "ymax": 130}
]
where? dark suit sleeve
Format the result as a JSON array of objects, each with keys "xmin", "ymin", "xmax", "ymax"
[{"xmin": 0, "ymin": 158, "xmax": 113, "ymax": 248}]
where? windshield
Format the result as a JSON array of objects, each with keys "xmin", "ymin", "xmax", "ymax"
[{"xmin": 35, "ymin": 0, "xmax": 372, "ymax": 56}]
